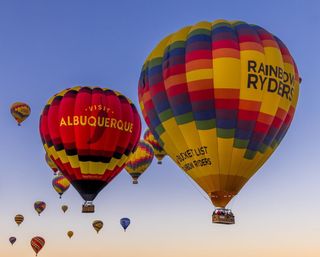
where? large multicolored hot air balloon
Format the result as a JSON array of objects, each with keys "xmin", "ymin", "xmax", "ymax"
[
  {"xmin": 138, "ymin": 19, "xmax": 300, "ymax": 224},
  {"xmin": 45, "ymin": 153, "xmax": 59, "ymax": 174},
  {"xmin": 67, "ymin": 231, "xmax": 74, "ymax": 239},
  {"xmin": 30, "ymin": 236, "xmax": 45, "ymax": 256},
  {"xmin": 143, "ymin": 128, "xmax": 166, "ymax": 164},
  {"xmin": 61, "ymin": 205, "xmax": 68, "ymax": 213},
  {"xmin": 92, "ymin": 220, "xmax": 103, "ymax": 233},
  {"xmin": 39, "ymin": 86, "xmax": 141, "ymax": 212},
  {"xmin": 120, "ymin": 217, "xmax": 131, "ymax": 231},
  {"xmin": 14, "ymin": 214, "xmax": 24, "ymax": 226},
  {"xmin": 125, "ymin": 139, "xmax": 154, "ymax": 184},
  {"xmin": 9, "ymin": 237, "xmax": 16, "ymax": 245},
  {"xmin": 10, "ymin": 102, "xmax": 31, "ymax": 126},
  {"xmin": 52, "ymin": 174, "xmax": 70, "ymax": 198},
  {"xmin": 34, "ymin": 201, "xmax": 46, "ymax": 216}
]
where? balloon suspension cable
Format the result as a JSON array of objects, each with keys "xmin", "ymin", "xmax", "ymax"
[{"xmin": 181, "ymin": 172, "xmax": 211, "ymax": 203}]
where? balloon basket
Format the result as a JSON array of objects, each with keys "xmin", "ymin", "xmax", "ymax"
[
  {"xmin": 133, "ymin": 179, "xmax": 138, "ymax": 184},
  {"xmin": 157, "ymin": 161, "xmax": 162, "ymax": 165},
  {"xmin": 212, "ymin": 208, "xmax": 235, "ymax": 225},
  {"xmin": 82, "ymin": 203, "xmax": 95, "ymax": 213}
]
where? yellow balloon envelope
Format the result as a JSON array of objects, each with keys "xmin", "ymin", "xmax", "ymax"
[{"xmin": 138, "ymin": 20, "xmax": 300, "ymax": 221}]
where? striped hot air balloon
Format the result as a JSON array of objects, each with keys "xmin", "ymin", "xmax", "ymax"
[
  {"xmin": 30, "ymin": 236, "xmax": 45, "ymax": 256},
  {"xmin": 10, "ymin": 102, "xmax": 31, "ymax": 126},
  {"xmin": 125, "ymin": 139, "xmax": 154, "ymax": 184},
  {"xmin": 143, "ymin": 128, "xmax": 166, "ymax": 164},
  {"xmin": 138, "ymin": 19, "xmax": 300, "ymax": 224},
  {"xmin": 52, "ymin": 174, "xmax": 70, "ymax": 198},
  {"xmin": 14, "ymin": 214, "xmax": 24, "ymax": 226},
  {"xmin": 34, "ymin": 201, "xmax": 46, "ymax": 216},
  {"xmin": 92, "ymin": 220, "xmax": 103, "ymax": 233},
  {"xmin": 39, "ymin": 86, "xmax": 141, "ymax": 213}
]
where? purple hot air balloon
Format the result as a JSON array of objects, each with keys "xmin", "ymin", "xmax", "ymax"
[{"xmin": 9, "ymin": 237, "xmax": 16, "ymax": 245}]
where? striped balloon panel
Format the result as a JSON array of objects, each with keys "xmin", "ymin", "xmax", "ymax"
[
  {"xmin": 143, "ymin": 128, "xmax": 166, "ymax": 161},
  {"xmin": 52, "ymin": 175, "xmax": 70, "ymax": 195},
  {"xmin": 39, "ymin": 86, "xmax": 141, "ymax": 201},
  {"xmin": 125, "ymin": 140, "xmax": 154, "ymax": 178},
  {"xmin": 30, "ymin": 236, "xmax": 45, "ymax": 254},
  {"xmin": 138, "ymin": 20, "xmax": 299, "ymax": 207},
  {"xmin": 15, "ymin": 214, "xmax": 24, "ymax": 225},
  {"xmin": 10, "ymin": 102, "xmax": 31, "ymax": 124}
]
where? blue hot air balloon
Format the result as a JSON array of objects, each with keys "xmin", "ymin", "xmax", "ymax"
[{"xmin": 120, "ymin": 218, "xmax": 131, "ymax": 231}]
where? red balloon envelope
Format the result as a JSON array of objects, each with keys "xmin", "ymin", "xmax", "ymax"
[
  {"xmin": 30, "ymin": 236, "xmax": 45, "ymax": 256},
  {"xmin": 39, "ymin": 86, "xmax": 141, "ymax": 212}
]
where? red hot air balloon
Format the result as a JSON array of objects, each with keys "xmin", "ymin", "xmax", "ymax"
[
  {"xmin": 30, "ymin": 236, "xmax": 45, "ymax": 256},
  {"xmin": 39, "ymin": 86, "xmax": 141, "ymax": 212}
]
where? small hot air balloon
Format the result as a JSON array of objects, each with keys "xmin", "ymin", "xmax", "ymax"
[
  {"xmin": 92, "ymin": 220, "xmax": 103, "ymax": 233},
  {"xmin": 138, "ymin": 19, "xmax": 300, "ymax": 224},
  {"xmin": 10, "ymin": 102, "xmax": 31, "ymax": 126},
  {"xmin": 34, "ymin": 201, "xmax": 46, "ymax": 216},
  {"xmin": 30, "ymin": 236, "xmax": 45, "ymax": 256},
  {"xmin": 61, "ymin": 205, "xmax": 68, "ymax": 213},
  {"xmin": 143, "ymin": 129, "xmax": 166, "ymax": 164},
  {"xmin": 120, "ymin": 218, "xmax": 131, "ymax": 231},
  {"xmin": 125, "ymin": 140, "xmax": 154, "ymax": 184},
  {"xmin": 39, "ymin": 86, "xmax": 141, "ymax": 213},
  {"xmin": 45, "ymin": 153, "xmax": 58, "ymax": 174},
  {"xmin": 67, "ymin": 231, "xmax": 74, "ymax": 239},
  {"xmin": 9, "ymin": 237, "xmax": 16, "ymax": 245},
  {"xmin": 14, "ymin": 214, "xmax": 24, "ymax": 226},
  {"xmin": 52, "ymin": 174, "xmax": 70, "ymax": 198}
]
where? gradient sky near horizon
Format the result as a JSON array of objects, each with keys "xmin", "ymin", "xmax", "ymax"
[{"xmin": 0, "ymin": 0, "xmax": 319, "ymax": 256}]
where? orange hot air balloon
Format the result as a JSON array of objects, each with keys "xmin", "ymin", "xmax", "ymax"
[
  {"xmin": 92, "ymin": 220, "xmax": 103, "ymax": 233},
  {"xmin": 67, "ymin": 231, "xmax": 74, "ymax": 238},
  {"xmin": 14, "ymin": 214, "xmax": 24, "ymax": 226},
  {"xmin": 138, "ymin": 20, "xmax": 300, "ymax": 224},
  {"xmin": 45, "ymin": 153, "xmax": 59, "ymax": 174},
  {"xmin": 30, "ymin": 236, "xmax": 45, "ymax": 256},
  {"xmin": 39, "ymin": 86, "xmax": 141, "ymax": 212},
  {"xmin": 10, "ymin": 102, "xmax": 31, "ymax": 126}
]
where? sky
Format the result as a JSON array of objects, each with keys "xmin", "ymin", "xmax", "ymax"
[{"xmin": 0, "ymin": 0, "xmax": 319, "ymax": 256}]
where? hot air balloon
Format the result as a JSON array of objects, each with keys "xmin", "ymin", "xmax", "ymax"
[
  {"xmin": 45, "ymin": 153, "xmax": 59, "ymax": 174},
  {"xmin": 52, "ymin": 174, "xmax": 70, "ymax": 198},
  {"xmin": 9, "ymin": 237, "xmax": 16, "ymax": 245},
  {"xmin": 14, "ymin": 214, "xmax": 24, "ymax": 226},
  {"xmin": 67, "ymin": 231, "xmax": 74, "ymax": 238},
  {"xmin": 34, "ymin": 201, "xmax": 46, "ymax": 216},
  {"xmin": 92, "ymin": 220, "xmax": 103, "ymax": 233},
  {"xmin": 138, "ymin": 20, "xmax": 300, "ymax": 224},
  {"xmin": 143, "ymin": 128, "xmax": 166, "ymax": 164},
  {"xmin": 61, "ymin": 205, "xmax": 68, "ymax": 213},
  {"xmin": 10, "ymin": 102, "xmax": 31, "ymax": 126},
  {"xmin": 125, "ymin": 139, "xmax": 154, "ymax": 184},
  {"xmin": 39, "ymin": 86, "xmax": 141, "ymax": 213},
  {"xmin": 30, "ymin": 236, "xmax": 45, "ymax": 256},
  {"xmin": 120, "ymin": 218, "xmax": 131, "ymax": 231}
]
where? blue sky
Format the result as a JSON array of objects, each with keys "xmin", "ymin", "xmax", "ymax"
[{"xmin": 0, "ymin": 0, "xmax": 319, "ymax": 256}]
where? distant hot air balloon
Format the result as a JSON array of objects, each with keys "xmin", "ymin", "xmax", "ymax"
[
  {"xmin": 143, "ymin": 129, "xmax": 166, "ymax": 164},
  {"xmin": 138, "ymin": 19, "xmax": 300, "ymax": 224},
  {"xmin": 34, "ymin": 201, "xmax": 46, "ymax": 216},
  {"xmin": 61, "ymin": 205, "xmax": 68, "ymax": 213},
  {"xmin": 30, "ymin": 236, "xmax": 45, "ymax": 256},
  {"xmin": 9, "ymin": 237, "xmax": 16, "ymax": 245},
  {"xmin": 92, "ymin": 220, "xmax": 103, "ymax": 233},
  {"xmin": 45, "ymin": 153, "xmax": 58, "ymax": 174},
  {"xmin": 52, "ymin": 174, "xmax": 70, "ymax": 198},
  {"xmin": 125, "ymin": 139, "xmax": 154, "ymax": 184},
  {"xmin": 39, "ymin": 86, "xmax": 141, "ymax": 213},
  {"xmin": 67, "ymin": 231, "xmax": 74, "ymax": 239},
  {"xmin": 14, "ymin": 214, "xmax": 24, "ymax": 226},
  {"xmin": 120, "ymin": 218, "xmax": 131, "ymax": 231},
  {"xmin": 10, "ymin": 102, "xmax": 31, "ymax": 126}
]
